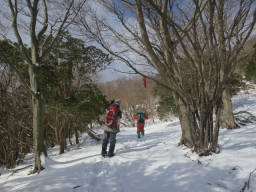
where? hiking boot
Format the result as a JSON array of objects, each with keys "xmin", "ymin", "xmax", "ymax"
[
  {"xmin": 101, "ymin": 151, "xmax": 107, "ymax": 157},
  {"xmin": 107, "ymin": 153, "xmax": 115, "ymax": 157}
]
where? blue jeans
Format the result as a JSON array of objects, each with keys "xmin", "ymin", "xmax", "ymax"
[{"xmin": 102, "ymin": 131, "xmax": 116, "ymax": 156}]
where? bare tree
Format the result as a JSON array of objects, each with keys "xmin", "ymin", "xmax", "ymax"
[
  {"xmin": 75, "ymin": 0, "xmax": 256, "ymax": 154},
  {"xmin": 190, "ymin": 0, "xmax": 255, "ymax": 150},
  {"xmin": 136, "ymin": 0, "xmax": 256, "ymax": 152},
  {"xmin": 2, "ymin": 0, "xmax": 87, "ymax": 173}
]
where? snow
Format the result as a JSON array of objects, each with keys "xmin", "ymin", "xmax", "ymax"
[{"xmin": 0, "ymin": 89, "xmax": 256, "ymax": 192}]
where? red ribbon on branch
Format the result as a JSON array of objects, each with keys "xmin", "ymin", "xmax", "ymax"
[{"xmin": 143, "ymin": 76, "xmax": 147, "ymax": 88}]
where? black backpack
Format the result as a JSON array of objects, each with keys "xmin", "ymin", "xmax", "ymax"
[{"xmin": 137, "ymin": 112, "xmax": 145, "ymax": 123}]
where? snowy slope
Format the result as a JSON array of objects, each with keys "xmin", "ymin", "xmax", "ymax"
[{"xmin": 0, "ymin": 89, "xmax": 256, "ymax": 192}]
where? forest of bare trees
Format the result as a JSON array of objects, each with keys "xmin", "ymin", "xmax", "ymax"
[
  {"xmin": 98, "ymin": 77, "xmax": 158, "ymax": 125},
  {"xmin": 76, "ymin": 0, "xmax": 256, "ymax": 153}
]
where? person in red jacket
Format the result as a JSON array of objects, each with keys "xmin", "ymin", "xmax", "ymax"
[
  {"xmin": 134, "ymin": 112, "xmax": 148, "ymax": 138},
  {"xmin": 101, "ymin": 99, "xmax": 122, "ymax": 157}
]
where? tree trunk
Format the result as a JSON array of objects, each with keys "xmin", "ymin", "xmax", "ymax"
[
  {"xmin": 29, "ymin": 64, "xmax": 46, "ymax": 173},
  {"xmin": 212, "ymin": 102, "xmax": 222, "ymax": 153},
  {"xmin": 68, "ymin": 129, "xmax": 73, "ymax": 146},
  {"xmin": 221, "ymin": 89, "xmax": 238, "ymax": 129},
  {"xmin": 59, "ymin": 131, "xmax": 65, "ymax": 154},
  {"xmin": 173, "ymin": 93, "xmax": 196, "ymax": 148},
  {"xmin": 198, "ymin": 104, "xmax": 214, "ymax": 151},
  {"xmin": 59, "ymin": 122, "xmax": 65, "ymax": 154},
  {"xmin": 75, "ymin": 128, "xmax": 79, "ymax": 144}
]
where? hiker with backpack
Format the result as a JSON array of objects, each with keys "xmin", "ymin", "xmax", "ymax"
[
  {"xmin": 134, "ymin": 112, "xmax": 148, "ymax": 138},
  {"xmin": 101, "ymin": 99, "xmax": 122, "ymax": 157}
]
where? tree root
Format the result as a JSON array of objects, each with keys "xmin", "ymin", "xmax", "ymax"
[
  {"xmin": 8, "ymin": 165, "xmax": 32, "ymax": 177},
  {"xmin": 234, "ymin": 111, "xmax": 256, "ymax": 125},
  {"xmin": 28, "ymin": 166, "xmax": 45, "ymax": 175}
]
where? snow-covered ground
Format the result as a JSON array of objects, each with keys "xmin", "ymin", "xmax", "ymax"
[{"xmin": 0, "ymin": 89, "xmax": 256, "ymax": 192}]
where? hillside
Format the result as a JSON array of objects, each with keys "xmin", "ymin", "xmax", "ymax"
[{"xmin": 0, "ymin": 88, "xmax": 256, "ymax": 192}]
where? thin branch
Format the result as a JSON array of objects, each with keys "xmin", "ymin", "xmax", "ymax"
[
  {"xmin": 37, "ymin": 0, "xmax": 48, "ymax": 41},
  {"xmin": 135, "ymin": 0, "xmax": 163, "ymax": 69},
  {"xmin": 41, "ymin": 0, "xmax": 75, "ymax": 58},
  {"xmin": 8, "ymin": 0, "xmax": 32, "ymax": 64}
]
